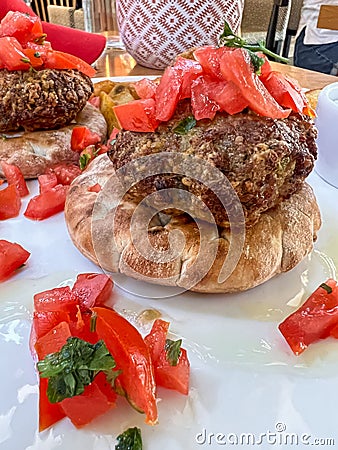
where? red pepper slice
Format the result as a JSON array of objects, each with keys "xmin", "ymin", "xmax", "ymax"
[
  {"xmin": 0, "ymin": 240, "xmax": 30, "ymax": 282},
  {"xmin": 0, "ymin": 184, "xmax": 21, "ymax": 220},
  {"xmin": 92, "ymin": 306, "xmax": 158, "ymax": 425},
  {"xmin": 279, "ymin": 279, "xmax": 338, "ymax": 355},
  {"xmin": 1, "ymin": 161, "xmax": 29, "ymax": 197}
]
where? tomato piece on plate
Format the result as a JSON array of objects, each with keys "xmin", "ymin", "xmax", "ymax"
[
  {"xmin": 155, "ymin": 66, "xmax": 182, "ymax": 121},
  {"xmin": 60, "ymin": 375, "xmax": 115, "ymax": 428},
  {"xmin": 46, "ymin": 163, "xmax": 81, "ymax": 185},
  {"xmin": 173, "ymin": 57, "xmax": 203, "ymax": 99},
  {"xmin": 144, "ymin": 319, "xmax": 190, "ymax": 395},
  {"xmin": 72, "ymin": 273, "xmax": 113, "ymax": 310},
  {"xmin": 0, "ymin": 11, "xmax": 44, "ymax": 46},
  {"xmin": 1, "ymin": 161, "xmax": 29, "ymax": 197},
  {"xmin": 39, "ymin": 377, "xmax": 66, "ymax": 432},
  {"xmin": 219, "ymin": 48, "xmax": 291, "ymax": 119},
  {"xmin": 44, "ymin": 50, "xmax": 96, "ymax": 77},
  {"xmin": 71, "ymin": 126, "xmax": 101, "ymax": 152},
  {"xmin": 191, "ymin": 75, "xmax": 220, "ymax": 120},
  {"xmin": 132, "ymin": 78, "xmax": 158, "ymax": 99},
  {"xmin": 33, "ymin": 310, "xmax": 71, "ymax": 340},
  {"xmin": 92, "ymin": 306, "xmax": 158, "ymax": 425},
  {"xmin": 114, "ymin": 98, "xmax": 160, "ymax": 132},
  {"xmin": 34, "ymin": 286, "xmax": 78, "ymax": 314},
  {"xmin": 278, "ymin": 279, "xmax": 338, "ymax": 355},
  {"xmin": 38, "ymin": 172, "xmax": 58, "ymax": 193},
  {"xmin": 0, "ymin": 184, "xmax": 21, "ymax": 220},
  {"xmin": 0, "ymin": 240, "xmax": 30, "ymax": 282},
  {"xmin": 0, "ymin": 36, "xmax": 31, "ymax": 71},
  {"xmin": 35, "ymin": 321, "xmax": 72, "ymax": 360},
  {"xmin": 24, "ymin": 184, "xmax": 69, "ymax": 220}
]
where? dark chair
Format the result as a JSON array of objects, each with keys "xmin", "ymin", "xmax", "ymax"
[{"xmin": 282, "ymin": 0, "xmax": 303, "ymax": 58}]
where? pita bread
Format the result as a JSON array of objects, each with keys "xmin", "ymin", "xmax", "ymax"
[
  {"xmin": 64, "ymin": 154, "xmax": 321, "ymax": 293},
  {"xmin": 0, "ymin": 103, "xmax": 107, "ymax": 179}
]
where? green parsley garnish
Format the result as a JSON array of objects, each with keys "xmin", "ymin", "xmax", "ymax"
[
  {"xmin": 116, "ymin": 427, "xmax": 143, "ymax": 450},
  {"xmin": 218, "ymin": 20, "xmax": 289, "ymax": 73},
  {"xmin": 165, "ymin": 338, "xmax": 182, "ymax": 366},
  {"xmin": 37, "ymin": 337, "xmax": 116, "ymax": 403},
  {"xmin": 173, "ymin": 116, "xmax": 197, "ymax": 135}
]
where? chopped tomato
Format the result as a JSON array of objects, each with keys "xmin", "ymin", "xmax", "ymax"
[
  {"xmin": 219, "ymin": 48, "xmax": 291, "ymax": 119},
  {"xmin": 193, "ymin": 45, "xmax": 228, "ymax": 80},
  {"xmin": 114, "ymin": 98, "xmax": 160, "ymax": 132},
  {"xmin": 33, "ymin": 311, "xmax": 70, "ymax": 340},
  {"xmin": 0, "ymin": 184, "xmax": 21, "ymax": 220},
  {"xmin": 72, "ymin": 273, "xmax": 113, "ymax": 310},
  {"xmin": 87, "ymin": 183, "xmax": 101, "ymax": 193},
  {"xmin": 1, "ymin": 161, "xmax": 29, "ymax": 197},
  {"xmin": 39, "ymin": 378, "xmax": 66, "ymax": 432},
  {"xmin": 92, "ymin": 306, "xmax": 158, "ymax": 425},
  {"xmin": 155, "ymin": 66, "xmax": 182, "ymax": 121},
  {"xmin": 0, "ymin": 240, "xmax": 30, "ymax": 282},
  {"xmin": 144, "ymin": 319, "xmax": 190, "ymax": 395},
  {"xmin": 38, "ymin": 172, "xmax": 58, "ymax": 193},
  {"xmin": 35, "ymin": 321, "xmax": 72, "ymax": 360},
  {"xmin": 44, "ymin": 50, "xmax": 96, "ymax": 77},
  {"xmin": 174, "ymin": 57, "xmax": 203, "ymax": 99},
  {"xmin": 47, "ymin": 163, "xmax": 81, "ymax": 185},
  {"xmin": 0, "ymin": 11, "xmax": 44, "ymax": 46},
  {"xmin": 71, "ymin": 126, "xmax": 101, "ymax": 152},
  {"xmin": 24, "ymin": 184, "xmax": 69, "ymax": 220},
  {"xmin": 34, "ymin": 286, "xmax": 78, "ymax": 315},
  {"xmin": 191, "ymin": 76, "xmax": 220, "ymax": 120},
  {"xmin": 60, "ymin": 376, "xmax": 115, "ymax": 428},
  {"xmin": 0, "ymin": 37, "xmax": 31, "ymax": 70},
  {"xmin": 22, "ymin": 48, "xmax": 44, "ymax": 68},
  {"xmin": 132, "ymin": 78, "xmax": 158, "ymax": 99},
  {"xmin": 278, "ymin": 279, "xmax": 338, "ymax": 355}
]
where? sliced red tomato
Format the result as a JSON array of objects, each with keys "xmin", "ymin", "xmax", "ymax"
[
  {"xmin": 132, "ymin": 78, "xmax": 158, "ymax": 99},
  {"xmin": 24, "ymin": 184, "xmax": 69, "ymax": 220},
  {"xmin": 38, "ymin": 172, "xmax": 58, "ymax": 193},
  {"xmin": 34, "ymin": 286, "xmax": 78, "ymax": 314},
  {"xmin": 0, "ymin": 184, "xmax": 21, "ymax": 220},
  {"xmin": 155, "ymin": 66, "xmax": 182, "ymax": 122},
  {"xmin": 278, "ymin": 279, "xmax": 338, "ymax": 355},
  {"xmin": 44, "ymin": 50, "xmax": 96, "ymax": 78},
  {"xmin": 219, "ymin": 48, "xmax": 291, "ymax": 119},
  {"xmin": 39, "ymin": 377, "xmax": 66, "ymax": 432},
  {"xmin": 114, "ymin": 98, "xmax": 160, "ymax": 132},
  {"xmin": 193, "ymin": 45, "xmax": 229, "ymax": 80},
  {"xmin": 60, "ymin": 375, "xmax": 115, "ymax": 428},
  {"xmin": 92, "ymin": 306, "xmax": 158, "ymax": 425},
  {"xmin": 1, "ymin": 161, "xmax": 29, "ymax": 197},
  {"xmin": 46, "ymin": 163, "xmax": 81, "ymax": 185},
  {"xmin": 72, "ymin": 273, "xmax": 113, "ymax": 310},
  {"xmin": 0, "ymin": 36, "xmax": 31, "ymax": 70},
  {"xmin": 0, "ymin": 240, "xmax": 30, "ymax": 282},
  {"xmin": 191, "ymin": 76, "xmax": 220, "ymax": 120},
  {"xmin": 33, "ymin": 311, "xmax": 70, "ymax": 340},
  {"xmin": 71, "ymin": 126, "xmax": 101, "ymax": 152},
  {"xmin": 144, "ymin": 319, "xmax": 190, "ymax": 395},
  {"xmin": 0, "ymin": 11, "xmax": 44, "ymax": 46}
]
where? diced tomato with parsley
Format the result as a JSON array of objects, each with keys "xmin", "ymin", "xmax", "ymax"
[
  {"xmin": 0, "ymin": 240, "xmax": 30, "ymax": 282},
  {"xmin": 0, "ymin": 36, "xmax": 31, "ymax": 70},
  {"xmin": 0, "ymin": 11, "xmax": 44, "ymax": 46},
  {"xmin": 1, "ymin": 161, "xmax": 29, "ymax": 197},
  {"xmin": 278, "ymin": 279, "xmax": 338, "ymax": 355},
  {"xmin": 0, "ymin": 184, "xmax": 21, "ymax": 220},
  {"xmin": 114, "ymin": 98, "xmax": 160, "ymax": 132},
  {"xmin": 92, "ymin": 306, "xmax": 158, "ymax": 424},
  {"xmin": 71, "ymin": 126, "xmax": 101, "ymax": 152},
  {"xmin": 35, "ymin": 321, "xmax": 72, "ymax": 360},
  {"xmin": 24, "ymin": 184, "xmax": 69, "ymax": 220},
  {"xmin": 72, "ymin": 273, "xmax": 113, "ymax": 310},
  {"xmin": 144, "ymin": 319, "xmax": 190, "ymax": 395}
]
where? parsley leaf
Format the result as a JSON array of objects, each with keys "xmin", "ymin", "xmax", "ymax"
[
  {"xmin": 116, "ymin": 427, "xmax": 143, "ymax": 450},
  {"xmin": 37, "ymin": 337, "xmax": 116, "ymax": 403},
  {"xmin": 173, "ymin": 116, "xmax": 197, "ymax": 135},
  {"xmin": 165, "ymin": 338, "xmax": 182, "ymax": 366}
]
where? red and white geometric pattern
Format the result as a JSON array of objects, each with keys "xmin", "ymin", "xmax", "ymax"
[{"xmin": 116, "ymin": 0, "xmax": 244, "ymax": 69}]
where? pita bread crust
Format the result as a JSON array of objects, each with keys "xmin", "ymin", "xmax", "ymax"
[
  {"xmin": 65, "ymin": 154, "xmax": 321, "ymax": 293},
  {"xmin": 0, "ymin": 104, "xmax": 107, "ymax": 179}
]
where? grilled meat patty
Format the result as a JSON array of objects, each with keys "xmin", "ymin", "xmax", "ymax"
[
  {"xmin": 109, "ymin": 101, "xmax": 317, "ymax": 227},
  {"xmin": 0, "ymin": 68, "xmax": 93, "ymax": 132}
]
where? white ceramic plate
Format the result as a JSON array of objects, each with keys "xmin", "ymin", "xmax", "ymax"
[{"xmin": 1, "ymin": 81, "xmax": 338, "ymax": 449}]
